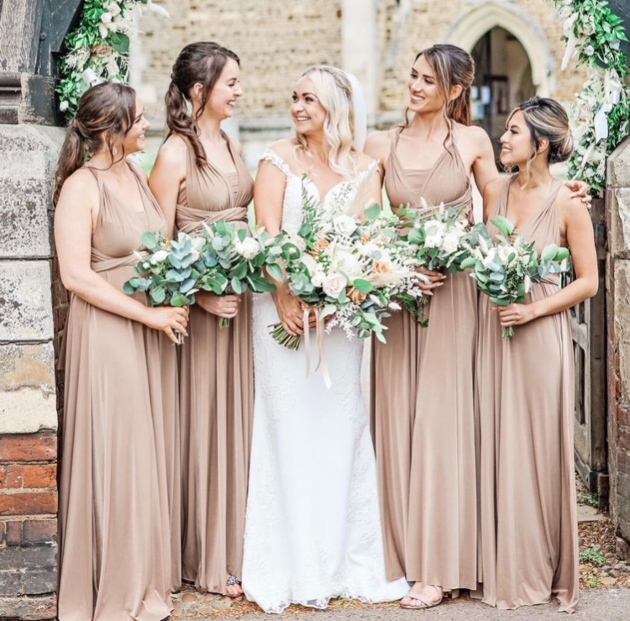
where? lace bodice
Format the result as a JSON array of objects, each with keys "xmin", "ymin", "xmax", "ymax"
[{"xmin": 260, "ymin": 148, "xmax": 379, "ymax": 231}]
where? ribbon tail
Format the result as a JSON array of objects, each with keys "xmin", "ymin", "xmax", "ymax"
[
  {"xmin": 316, "ymin": 314, "xmax": 332, "ymax": 389},
  {"xmin": 303, "ymin": 307, "xmax": 312, "ymax": 378}
]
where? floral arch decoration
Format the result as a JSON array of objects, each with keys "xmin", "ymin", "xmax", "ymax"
[
  {"xmin": 553, "ymin": 0, "xmax": 629, "ymax": 195},
  {"xmin": 56, "ymin": 0, "xmax": 168, "ymax": 119}
]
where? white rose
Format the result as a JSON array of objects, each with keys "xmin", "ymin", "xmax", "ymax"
[
  {"xmin": 235, "ymin": 236, "xmax": 260, "ymax": 260},
  {"xmin": 59, "ymin": 100, "xmax": 69, "ymax": 112},
  {"xmin": 497, "ymin": 244, "xmax": 516, "ymax": 264},
  {"xmin": 441, "ymin": 231, "xmax": 461, "ymax": 254},
  {"xmin": 334, "ymin": 250, "xmax": 362, "ymax": 279},
  {"xmin": 190, "ymin": 248, "xmax": 200, "ymax": 262},
  {"xmin": 101, "ymin": 12, "xmax": 113, "ymax": 23},
  {"xmin": 98, "ymin": 23, "xmax": 110, "ymax": 38},
  {"xmin": 332, "ymin": 214, "xmax": 357, "ymax": 236},
  {"xmin": 424, "ymin": 234, "xmax": 442, "ymax": 249},
  {"xmin": 151, "ymin": 250, "xmax": 169, "ymax": 264},
  {"xmin": 322, "ymin": 273, "xmax": 348, "ymax": 298},
  {"xmin": 105, "ymin": 3, "xmax": 122, "ymax": 17}
]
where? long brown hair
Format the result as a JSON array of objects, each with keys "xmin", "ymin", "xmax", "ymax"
[
  {"xmin": 53, "ymin": 82, "xmax": 136, "ymax": 204},
  {"xmin": 165, "ymin": 41, "xmax": 240, "ymax": 168},
  {"xmin": 405, "ymin": 44, "xmax": 474, "ymax": 129}
]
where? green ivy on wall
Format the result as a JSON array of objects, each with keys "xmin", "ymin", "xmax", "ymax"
[
  {"xmin": 56, "ymin": 0, "xmax": 168, "ymax": 119},
  {"xmin": 554, "ymin": 0, "xmax": 630, "ymax": 195}
]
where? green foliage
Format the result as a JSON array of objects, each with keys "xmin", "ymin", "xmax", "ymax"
[
  {"xmin": 552, "ymin": 0, "xmax": 630, "ymax": 195},
  {"xmin": 579, "ymin": 545, "xmax": 605, "ymax": 565},
  {"xmin": 56, "ymin": 1, "xmax": 153, "ymax": 119}
]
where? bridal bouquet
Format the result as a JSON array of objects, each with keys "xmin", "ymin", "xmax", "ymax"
[
  {"xmin": 395, "ymin": 202, "xmax": 475, "ymax": 326},
  {"xmin": 461, "ymin": 215, "xmax": 569, "ymax": 338},
  {"xmin": 268, "ymin": 187, "xmax": 419, "ymax": 351}
]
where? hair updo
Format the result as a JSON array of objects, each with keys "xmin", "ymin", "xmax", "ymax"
[
  {"xmin": 166, "ymin": 41, "xmax": 240, "ymax": 168},
  {"xmin": 53, "ymin": 82, "xmax": 136, "ymax": 204},
  {"xmin": 511, "ymin": 96, "xmax": 574, "ymax": 165}
]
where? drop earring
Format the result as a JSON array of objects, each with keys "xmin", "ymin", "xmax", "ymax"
[{"xmin": 112, "ymin": 146, "xmax": 118, "ymax": 156}]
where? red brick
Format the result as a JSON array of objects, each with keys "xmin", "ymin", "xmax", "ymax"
[
  {"xmin": 4, "ymin": 466, "xmax": 24, "ymax": 488},
  {"xmin": 23, "ymin": 519, "xmax": 57, "ymax": 545},
  {"xmin": 5, "ymin": 520, "xmax": 21, "ymax": 546},
  {"xmin": 0, "ymin": 492, "xmax": 57, "ymax": 516},
  {"xmin": 0, "ymin": 435, "xmax": 57, "ymax": 463},
  {"xmin": 22, "ymin": 465, "xmax": 56, "ymax": 490}
]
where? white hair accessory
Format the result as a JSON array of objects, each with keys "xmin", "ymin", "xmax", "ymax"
[{"xmin": 344, "ymin": 72, "xmax": 367, "ymax": 151}]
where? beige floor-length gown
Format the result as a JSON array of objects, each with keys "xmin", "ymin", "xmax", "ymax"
[
  {"xmin": 58, "ymin": 164, "xmax": 178, "ymax": 621},
  {"xmin": 371, "ymin": 125, "xmax": 479, "ymax": 591},
  {"xmin": 477, "ymin": 176, "xmax": 578, "ymax": 612},
  {"xmin": 176, "ymin": 134, "xmax": 254, "ymax": 594}
]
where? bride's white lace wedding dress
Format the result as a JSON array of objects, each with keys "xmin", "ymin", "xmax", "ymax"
[{"xmin": 242, "ymin": 149, "xmax": 408, "ymax": 614}]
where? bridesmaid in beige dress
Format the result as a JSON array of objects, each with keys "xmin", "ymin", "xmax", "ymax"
[
  {"xmin": 478, "ymin": 97, "xmax": 597, "ymax": 612},
  {"xmin": 364, "ymin": 45, "xmax": 590, "ymax": 609},
  {"xmin": 364, "ymin": 44, "xmax": 497, "ymax": 609},
  {"xmin": 149, "ymin": 42, "xmax": 253, "ymax": 597},
  {"xmin": 54, "ymin": 83, "xmax": 188, "ymax": 621}
]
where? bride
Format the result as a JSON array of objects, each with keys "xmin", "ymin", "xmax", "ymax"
[{"xmin": 242, "ymin": 65, "xmax": 409, "ymax": 613}]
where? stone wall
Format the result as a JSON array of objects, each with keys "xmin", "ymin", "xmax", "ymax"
[
  {"xmin": 607, "ymin": 138, "xmax": 630, "ymax": 554},
  {"xmin": 133, "ymin": 0, "xmax": 588, "ymax": 127},
  {"xmin": 0, "ymin": 124, "xmax": 64, "ymax": 620}
]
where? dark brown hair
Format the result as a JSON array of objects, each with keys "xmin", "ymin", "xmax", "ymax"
[
  {"xmin": 510, "ymin": 96, "xmax": 574, "ymax": 167},
  {"xmin": 53, "ymin": 82, "xmax": 136, "ymax": 204},
  {"xmin": 165, "ymin": 41, "xmax": 240, "ymax": 168},
  {"xmin": 405, "ymin": 44, "xmax": 474, "ymax": 129}
]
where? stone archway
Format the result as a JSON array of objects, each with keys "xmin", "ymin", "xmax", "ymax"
[{"xmin": 442, "ymin": 0, "xmax": 555, "ymax": 97}]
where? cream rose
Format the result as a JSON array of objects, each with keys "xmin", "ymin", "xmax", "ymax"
[{"xmin": 322, "ymin": 273, "xmax": 347, "ymax": 298}]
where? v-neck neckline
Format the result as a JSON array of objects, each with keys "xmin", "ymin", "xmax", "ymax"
[{"xmin": 504, "ymin": 176, "xmax": 559, "ymax": 234}]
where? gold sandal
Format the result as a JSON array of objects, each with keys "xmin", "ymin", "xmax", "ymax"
[{"xmin": 400, "ymin": 585, "xmax": 443, "ymax": 609}]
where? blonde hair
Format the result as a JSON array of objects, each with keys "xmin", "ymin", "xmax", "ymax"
[
  {"xmin": 294, "ymin": 65, "xmax": 357, "ymax": 178},
  {"xmin": 506, "ymin": 96, "xmax": 574, "ymax": 178}
]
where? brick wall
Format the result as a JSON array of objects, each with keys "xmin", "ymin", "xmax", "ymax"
[{"xmin": 0, "ymin": 435, "xmax": 58, "ymax": 620}]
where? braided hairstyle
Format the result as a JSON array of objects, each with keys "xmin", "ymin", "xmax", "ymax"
[{"xmin": 165, "ymin": 42, "xmax": 240, "ymax": 168}]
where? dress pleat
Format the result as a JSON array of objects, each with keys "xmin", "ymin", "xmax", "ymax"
[
  {"xmin": 176, "ymin": 134, "xmax": 254, "ymax": 594},
  {"xmin": 477, "ymin": 177, "xmax": 579, "ymax": 612},
  {"xmin": 371, "ymin": 126, "xmax": 479, "ymax": 590},
  {"xmin": 58, "ymin": 165, "xmax": 178, "ymax": 621}
]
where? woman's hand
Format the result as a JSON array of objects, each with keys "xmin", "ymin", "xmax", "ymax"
[
  {"xmin": 196, "ymin": 291, "xmax": 241, "ymax": 319},
  {"xmin": 415, "ymin": 267, "xmax": 446, "ymax": 295},
  {"xmin": 272, "ymin": 288, "xmax": 305, "ymax": 336},
  {"xmin": 496, "ymin": 302, "xmax": 538, "ymax": 328},
  {"xmin": 143, "ymin": 306, "xmax": 189, "ymax": 344},
  {"xmin": 565, "ymin": 179, "xmax": 592, "ymax": 207}
]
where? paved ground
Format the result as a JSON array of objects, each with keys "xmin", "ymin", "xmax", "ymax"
[{"xmin": 178, "ymin": 589, "xmax": 630, "ymax": 620}]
